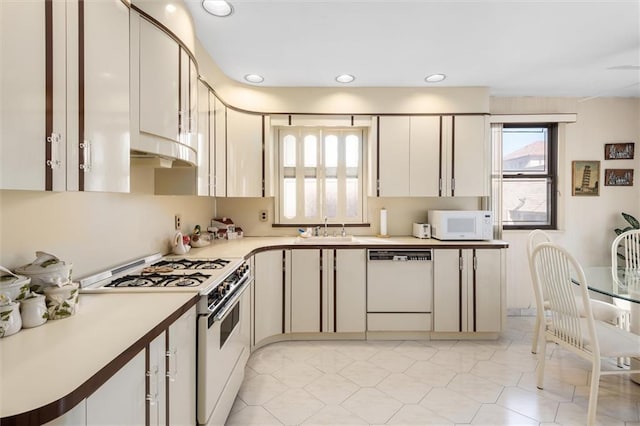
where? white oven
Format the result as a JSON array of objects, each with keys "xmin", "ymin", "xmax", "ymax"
[{"xmin": 197, "ymin": 272, "xmax": 252, "ymax": 426}]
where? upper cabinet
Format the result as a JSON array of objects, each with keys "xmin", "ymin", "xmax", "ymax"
[
  {"xmin": 212, "ymin": 94, "xmax": 227, "ymax": 197},
  {"xmin": 226, "ymin": 109, "xmax": 264, "ymax": 197},
  {"xmin": 1, "ymin": 0, "xmax": 129, "ymax": 193},
  {"xmin": 131, "ymin": 13, "xmax": 196, "ymax": 166},
  {"xmin": 376, "ymin": 114, "xmax": 488, "ymax": 197}
]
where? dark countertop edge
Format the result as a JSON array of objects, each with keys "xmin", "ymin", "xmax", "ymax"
[
  {"xmin": 244, "ymin": 241, "xmax": 509, "ymax": 258},
  {"xmin": 1, "ymin": 294, "xmax": 199, "ymax": 426}
]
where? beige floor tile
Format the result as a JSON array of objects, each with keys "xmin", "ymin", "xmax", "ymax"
[
  {"xmin": 230, "ymin": 396, "xmax": 247, "ymax": 415},
  {"xmin": 470, "ymin": 403, "xmax": 539, "ymax": 425},
  {"xmin": 338, "ymin": 360, "xmax": 391, "ymax": 387},
  {"xmin": 555, "ymin": 401, "xmax": 625, "ymax": 426},
  {"xmin": 271, "ymin": 361, "xmax": 323, "ymax": 388},
  {"xmin": 428, "ymin": 349, "xmax": 487, "ymax": 373},
  {"xmin": 419, "ymin": 387, "xmax": 481, "ymax": 423},
  {"xmin": 306, "ymin": 349, "xmax": 355, "ymax": 374},
  {"xmin": 393, "ymin": 340, "xmax": 438, "ymax": 361},
  {"xmin": 264, "ymin": 388, "xmax": 324, "ymax": 425},
  {"xmin": 304, "ymin": 374, "xmax": 360, "ymax": 405},
  {"xmin": 517, "ymin": 371, "xmax": 576, "ymax": 403},
  {"xmin": 496, "ymin": 386, "xmax": 560, "ymax": 423},
  {"xmin": 247, "ymin": 347, "xmax": 292, "ymax": 374},
  {"xmin": 386, "ymin": 404, "xmax": 454, "ymax": 425},
  {"xmin": 237, "ymin": 374, "xmax": 289, "ymax": 405},
  {"xmin": 301, "ymin": 405, "xmax": 368, "ymax": 425},
  {"xmin": 376, "ymin": 373, "xmax": 432, "ymax": 404},
  {"xmin": 225, "ymin": 405, "xmax": 283, "ymax": 425},
  {"xmin": 329, "ymin": 340, "xmax": 381, "ymax": 361},
  {"xmin": 341, "ymin": 388, "xmax": 403, "ymax": 424},
  {"xmin": 446, "ymin": 373, "xmax": 505, "ymax": 403},
  {"xmin": 368, "ymin": 349, "xmax": 416, "ymax": 373},
  {"xmin": 471, "ymin": 360, "xmax": 525, "ymax": 387},
  {"xmin": 404, "ymin": 360, "xmax": 457, "ymax": 386}
]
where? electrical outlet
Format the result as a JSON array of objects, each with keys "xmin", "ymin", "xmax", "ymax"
[
  {"xmin": 174, "ymin": 214, "xmax": 181, "ymax": 230},
  {"xmin": 259, "ymin": 210, "xmax": 268, "ymax": 222}
]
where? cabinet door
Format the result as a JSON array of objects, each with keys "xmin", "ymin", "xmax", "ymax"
[
  {"xmin": 226, "ymin": 109, "xmax": 263, "ymax": 197},
  {"xmin": 148, "ymin": 333, "xmax": 167, "ymax": 426},
  {"xmin": 472, "ymin": 249, "xmax": 503, "ymax": 332},
  {"xmin": 290, "ymin": 250, "xmax": 321, "ymax": 333},
  {"xmin": 378, "ymin": 116, "xmax": 410, "ymax": 196},
  {"xmin": 78, "ymin": 0, "xmax": 129, "ymax": 192},
  {"xmin": 334, "ymin": 249, "xmax": 366, "ymax": 333},
  {"xmin": 213, "ymin": 95, "xmax": 227, "ymax": 196},
  {"xmin": 409, "ymin": 116, "xmax": 441, "ymax": 196},
  {"xmin": 254, "ymin": 251, "xmax": 284, "ymax": 344},
  {"xmin": 433, "ymin": 249, "xmax": 462, "ymax": 332},
  {"xmin": 139, "ymin": 19, "xmax": 179, "ymax": 143},
  {"xmin": 86, "ymin": 350, "xmax": 146, "ymax": 425},
  {"xmin": 197, "ymin": 81, "xmax": 211, "ymax": 196},
  {"xmin": 179, "ymin": 49, "xmax": 197, "ymax": 151},
  {"xmin": 1, "ymin": 0, "xmax": 66, "ymax": 191},
  {"xmin": 167, "ymin": 306, "xmax": 197, "ymax": 426},
  {"xmin": 450, "ymin": 115, "xmax": 489, "ymax": 197}
]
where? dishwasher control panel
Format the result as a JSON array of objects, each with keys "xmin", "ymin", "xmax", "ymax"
[{"xmin": 367, "ymin": 249, "xmax": 432, "ymax": 261}]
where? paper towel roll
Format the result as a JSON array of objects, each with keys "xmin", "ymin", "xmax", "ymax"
[{"xmin": 380, "ymin": 208, "xmax": 388, "ymax": 236}]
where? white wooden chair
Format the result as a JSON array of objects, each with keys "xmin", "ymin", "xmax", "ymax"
[
  {"xmin": 611, "ymin": 229, "xmax": 640, "ymax": 286},
  {"xmin": 527, "ymin": 230, "xmax": 625, "ymax": 354},
  {"xmin": 532, "ymin": 242, "xmax": 640, "ymax": 426}
]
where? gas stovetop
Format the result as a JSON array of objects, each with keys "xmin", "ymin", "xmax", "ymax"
[{"xmin": 79, "ymin": 253, "xmax": 245, "ymax": 295}]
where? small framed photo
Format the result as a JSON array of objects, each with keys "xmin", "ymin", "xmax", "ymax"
[
  {"xmin": 604, "ymin": 142, "xmax": 634, "ymax": 160},
  {"xmin": 572, "ymin": 160, "xmax": 600, "ymax": 196},
  {"xmin": 604, "ymin": 169, "xmax": 634, "ymax": 186}
]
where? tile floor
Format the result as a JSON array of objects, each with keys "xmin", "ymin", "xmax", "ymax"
[{"xmin": 227, "ymin": 317, "xmax": 640, "ymax": 425}]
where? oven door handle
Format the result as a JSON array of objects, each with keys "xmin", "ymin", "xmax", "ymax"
[{"xmin": 213, "ymin": 276, "xmax": 253, "ymax": 323}]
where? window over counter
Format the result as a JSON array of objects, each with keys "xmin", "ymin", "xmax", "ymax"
[
  {"xmin": 276, "ymin": 127, "xmax": 365, "ymax": 225},
  {"xmin": 500, "ymin": 123, "xmax": 558, "ymax": 229}
]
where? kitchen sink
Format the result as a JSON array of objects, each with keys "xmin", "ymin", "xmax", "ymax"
[{"xmin": 294, "ymin": 235, "xmax": 359, "ymax": 244}]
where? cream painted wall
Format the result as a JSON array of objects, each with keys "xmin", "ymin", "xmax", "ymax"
[
  {"xmin": 0, "ymin": 190, "xmax": 215, "ymax": 278},
  {"xmin": 495, "ymin": 97, "xmax": 640, "ymax": 311}
]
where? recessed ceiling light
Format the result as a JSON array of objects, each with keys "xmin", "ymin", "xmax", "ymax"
[
  {"xmin": 335, "ymin": 74, "xmax": 355, "ymax": 83},
  {"xmin": 244, "ymin": 74, "xmax": 264, "ymax": 83},
  {"xmin": 425, "ymin": 73, "xmax": 446, "ymax": 83},
  {"xmin": 202, "ymin": 0, "xmax": 233, "ymax": 17},
  {"xmin": 165, "ymin": 4, "xmax": 177, "ymax": 13}
]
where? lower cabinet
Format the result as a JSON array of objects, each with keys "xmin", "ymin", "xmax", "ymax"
[
  {"xmin": 47, "ymin": 305, "xmax": 197, "ymax": 425},
  {"xmin": 253, "ymin": 250, "xmax": 286, "ymax": 346},
  {"xmin": 290, "ymin": 249, "xmax": 366, "ymax": 334},
  {"xmin": 433, "ymin": 248, "xmax": 504, "ymax": 333}
]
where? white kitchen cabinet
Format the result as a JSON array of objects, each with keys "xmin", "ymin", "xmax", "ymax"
[
  {"xmin": 253, "ymin": 250, "xmax": 285, "ymax": 346},
  {"xmin": 213, "ymin": 94, "xmax": 227, "ymax": 196},
  {"xmin": 133, "ymin": 14, "xmax": 196, "ymax": 165},
  {"xmin": 197, "ymin": 80, "xmax": 211, "ymax": 196},
  {"xmin": 290, "ymin": 249, "xmax": 366, "ymax": 334},
  {"xmin": 376, "ymin": 115, "xmax": 487, "ymax": 197},
  {"xmin": 86, "ymin": 350, "xmax": 146, "ymax": 425},
  {"xmin": 1, "ymin": 0, "xmax": 129, "ymax": 193},
  {"xmin": 167, "ymin": 306, "xmax": 197, "ymax": 426},
  {"xmin": 433, "ymin": 248, "xmax": 504, "ymax": 333},
  {"xmin": 226, "ymin": 108, "xmax": 264, "ymax": 197}
]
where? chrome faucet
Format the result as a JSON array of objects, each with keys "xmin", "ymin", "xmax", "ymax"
[
  {"xmin": 341, "ymin": 223, "xmax": 347, "ymax": 237},
  {"xmin": 323, "ymin": 217, "xmax": 329, "ymax": 237}
]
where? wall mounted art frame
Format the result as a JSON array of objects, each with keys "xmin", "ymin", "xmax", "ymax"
[
  {"xmin": 572, "ymin": 160, "xmax": 600, "ymax": 196},
  {"xmin": 604, "ymin": 142, "xmax": 634, "ymax": 160},
  {"xmin": 605, "ymin": 169, "xmax": 634, "ymax": 186}
]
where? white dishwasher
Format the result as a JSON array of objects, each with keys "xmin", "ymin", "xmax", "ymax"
[{"xmin": 367, "ymin": 249, "xmax": 433, "ymax": 332}]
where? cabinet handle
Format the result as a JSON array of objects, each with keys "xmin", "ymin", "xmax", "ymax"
[
  {"xmin": 46, "ymin": 133, "xmax": 62, "ymax": 169},
  {"xmin": 451, "ymin": 178, "xmax": 455, "ymax": 192},
  {"xmin": 459, "ymin": 256, "xmax": 463, "ymax": 270},
  {"xmin": 165, "ymin": 348, "xmax": 178, "ymax": 382},
  {"xmin": 473, "ymin": 255, "xmax": 478, "ymax": 270},
  {"xmin": 79, "ymin": 140, "xmax": 92, "ymax": 172},
  {"xmin": 146, "ymin": 365, "xmax": 159, "ymax": 405}
]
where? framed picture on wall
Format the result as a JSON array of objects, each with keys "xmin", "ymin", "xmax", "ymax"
[
  {"xmin": 605, "ymin": 169, "xmax": 634, "ymax": 186},
  {"xmin": 604, "ymin": 142, "xmax": 634, "ymax": 160},
  {"xmin": 572, "ymin": 160, "xmax": 600, "ymax": 196}
]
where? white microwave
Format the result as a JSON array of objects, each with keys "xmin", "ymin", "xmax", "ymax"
[{"xmin": 428, "ymin": 210, "xmax": 493, "ymax": 241}]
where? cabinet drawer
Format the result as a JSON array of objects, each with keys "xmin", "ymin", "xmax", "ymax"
[{"xmin": 367, "ymin": 313, "xmax": 432, "ymax": 331}]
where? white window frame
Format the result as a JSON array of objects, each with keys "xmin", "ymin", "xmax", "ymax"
[{"xmin": 275, "ymin": 126, "xmax": 367, "ymax": 225}]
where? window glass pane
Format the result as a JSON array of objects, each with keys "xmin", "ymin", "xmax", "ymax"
[
  {"xmin": 304, "ymin": 178, "xmax": 317, "ymax": 218},
  {"xmin": 503, "ymin": 127, "xmax": 547, "ymax": 174},
  {"xmin": 325, "ymin": 178, "xmax": 337, "ymax": 218},
  {"xmin": 345, "ymin": 135, "xmax": 359, "ymax": 168},
  {"xmin": 325, "ymin": 135, "xmax": 338, "ymax": 168},
  {"xmin": 283, "ymin": 135, "xmax": 296, "ymax": 167},
  {"xmin": 283, "ymin": 178, "xmax": 296, "ymax": 219},
  {"xmin": 502, "ymin": 178, "xmax": 550, "ymax": 226},
  {"xmin": 346, "ymin": 178, "xmax": 359, "ymax": 217},
  {"xmin": 304, "ymin": 135, "xmax": 317, "ymax": 167}
]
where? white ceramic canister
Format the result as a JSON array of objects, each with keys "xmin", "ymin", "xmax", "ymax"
[
  {"xmin": 0, "ymin": 301, "xmax": 22, "ymax": 337},
  {"xmin": 44, "ymin": 282, "xmax": 80, "ymax": 320},
  {"xmin": 20, "ymin": 294, "xmax": 48, "ymax": 328}
]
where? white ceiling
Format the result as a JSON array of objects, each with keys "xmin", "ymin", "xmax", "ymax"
[{"xmin": 185, "ymin": 0, "xmax": 640, "ymax": 98}]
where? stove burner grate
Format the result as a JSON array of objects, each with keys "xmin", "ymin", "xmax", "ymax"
[
  {"xmin": 106, "ymin": 272, "xmax": 211, "ymax": 288},
  {"xmin": 153, "ymin": 258, "xmax": 231, "ymax": 270}
]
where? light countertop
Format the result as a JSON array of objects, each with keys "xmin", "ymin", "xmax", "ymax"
[{"xmin": 0, "ymin": 292, "xmax": 197, "ymax": 420}]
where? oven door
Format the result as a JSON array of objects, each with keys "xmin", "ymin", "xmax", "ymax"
[{"xmin": 197, "ymin": 279, "xmax": 252, "ymax": 425}]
